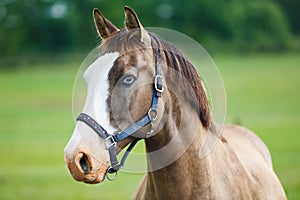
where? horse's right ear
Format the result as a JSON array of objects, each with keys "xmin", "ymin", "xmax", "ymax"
[{"xmin": 93, "ymin": 8, "xmax": 119, "ymax": 39}]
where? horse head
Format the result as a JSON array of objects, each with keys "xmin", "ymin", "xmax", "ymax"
[{"xmin": 64, "ymin": 6, "xmax": 210, "ymax": 184}]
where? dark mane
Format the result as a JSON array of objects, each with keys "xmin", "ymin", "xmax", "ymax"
[
  {"xmin": 156, "ymin": 35, "xmax": 212, "ymax": 129},
  {"xmin": 101, "ymin": 29, "xmax": 212, "ymax": 129}
]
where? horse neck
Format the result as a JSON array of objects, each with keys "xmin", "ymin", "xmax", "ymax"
[{"xmin": 143, "ymin": 101, "xmax": 216, "ymax": 198}]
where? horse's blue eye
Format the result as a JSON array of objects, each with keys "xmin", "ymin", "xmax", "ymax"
[{"xmin": 123, "ymin": 75, "xmax": 136, "ymax": 86}]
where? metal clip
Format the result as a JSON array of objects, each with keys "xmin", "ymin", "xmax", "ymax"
[
  {"xmin": 146, "ymin": 122, "xmax": 154, "ymax": 138},
  {"xmin": 104, "ymin": 135, "xmax": 117, "ymax": 149},
  {"xmin": 147, "ymin": 108, "xmax": 158, "ymax": 138}
]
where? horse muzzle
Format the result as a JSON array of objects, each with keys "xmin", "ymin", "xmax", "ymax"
[{"xmin": 64, "ymin": 147, "xmax": 110, "ymax": 184}]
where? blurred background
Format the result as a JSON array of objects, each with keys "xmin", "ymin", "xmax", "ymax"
[{"xmin": 0, "ymin": 0, "xmax": 299, "ymax": 199}]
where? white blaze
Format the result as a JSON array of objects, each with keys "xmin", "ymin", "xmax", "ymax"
[
  {"xmin": 83, "ymin": 52, "xmax": 119, "ymax": 133},
  {"xmin": 65, "ymin": 52, "xmax": 119, "ymax": 159}
]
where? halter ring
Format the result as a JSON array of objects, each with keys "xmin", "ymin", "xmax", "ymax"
[
  {"xmin": 148, "ymin": 108, "xmax": 158, "ymax": 122},
  {"xmin": 106, "ymin": 168, "xmax": 118, "ymax": 181}
]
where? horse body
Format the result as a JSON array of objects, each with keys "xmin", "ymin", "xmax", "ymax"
[
  {"xmin": 132, "ymin": 102, "xmax": 285, "ymax": 200},
  {"xmin": 64, "ymin": 6, "xmax": 286, "ymax": 199}
]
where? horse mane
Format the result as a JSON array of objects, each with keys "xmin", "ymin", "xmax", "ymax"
[{"xmin": 100, "ymin": 29, "xmax": 212, "ymax": 129}]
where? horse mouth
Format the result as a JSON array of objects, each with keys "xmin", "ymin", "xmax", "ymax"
[
  {"xmin": 84, "ymin": 170, "xmax": 107, "ymax": 184},
  {"xmin": 82, "ymin": 164, "xmax": 109, "ymax": 184},
  {"xmin": 72, "ymin": 166, "xmax": 108, "ymax": 184}
]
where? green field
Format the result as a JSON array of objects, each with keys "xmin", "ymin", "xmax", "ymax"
[{"xmin": 0, "ymin": 53, "xmax": 299, "ymax": 199}]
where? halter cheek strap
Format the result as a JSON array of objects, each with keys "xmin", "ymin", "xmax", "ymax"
[{"xmin": 76, "ymin": 37, "xmax": 163, "ymax": 180}]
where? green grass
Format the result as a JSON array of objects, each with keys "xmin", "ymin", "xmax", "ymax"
[{"xmin": 0, "ymin": 52, "xmax": 299, "ymax": 199}]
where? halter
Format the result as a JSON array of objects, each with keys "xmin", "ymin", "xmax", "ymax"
[{"xmin": 76, "ymin": 37, "xmax": 163, "ymax": 180}]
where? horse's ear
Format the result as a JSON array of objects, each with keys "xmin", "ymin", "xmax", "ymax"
[
  {"xmin": 124, "ymin": 6, "xmax": 151, "ymax": 46},
  {"xmin": 93, "ymin": 8, "xmax": 119, "ymax": 39},
  {"xmin": 124, "ymin": 6, "xmax": 142, "ymax": 29}
]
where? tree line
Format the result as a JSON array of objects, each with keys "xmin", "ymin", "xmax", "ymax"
[{"xmin": 0, "ymin": 0, "xmax": 299, "ymax": 57}]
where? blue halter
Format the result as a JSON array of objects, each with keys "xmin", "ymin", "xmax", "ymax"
[{"xmin": 76, "ymin": 38, "xmax": 163, "ymax": 180}]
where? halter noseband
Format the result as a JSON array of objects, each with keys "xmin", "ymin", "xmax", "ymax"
[{"xmin": 76, "ymin": 37, "xmax": 163, "ymax": 180}]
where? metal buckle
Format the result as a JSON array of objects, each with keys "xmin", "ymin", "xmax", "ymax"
[
  {"xmin": 154, "ymin": 75, "xmax": 164, "ymax": 93},
  {"xmin": 104, "ymin": 135, "xmax": 117, "ymax": 149}
]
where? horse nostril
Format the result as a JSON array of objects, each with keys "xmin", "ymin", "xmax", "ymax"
[{"xmin": 79, "ymin": 153, "xmax": 91, "ymax": 174}]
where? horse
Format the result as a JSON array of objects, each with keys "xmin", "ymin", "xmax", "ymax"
[{"xmin": 64, "ymin": 6, "xmax": 287, "ymax": 199}]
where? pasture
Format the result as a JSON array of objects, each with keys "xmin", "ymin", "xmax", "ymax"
[{"xmin": 0, "ymin": 52, "xmax": 299, "ymax": 199}]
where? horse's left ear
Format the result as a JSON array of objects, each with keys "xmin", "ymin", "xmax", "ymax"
[{"xmin": 124, "ymin": 6, "xmax": 151, "ymax": 46}]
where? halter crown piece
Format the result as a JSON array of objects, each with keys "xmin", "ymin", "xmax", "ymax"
[{"xmin": 76, "ymin": 36, "xmax": 163, "ymax": 180}]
